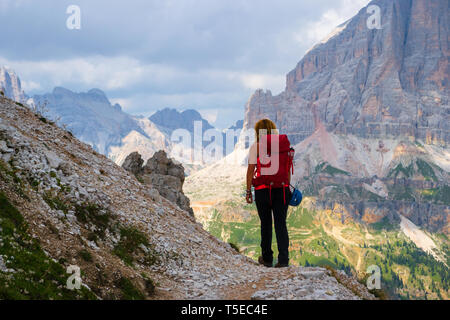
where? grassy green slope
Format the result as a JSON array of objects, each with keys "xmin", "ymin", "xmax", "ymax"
[{"xmin": 0, "ymin": 192, "xmax": 96, "ymax": 300}]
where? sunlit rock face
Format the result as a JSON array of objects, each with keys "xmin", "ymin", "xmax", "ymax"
[
  {"xmin": 0, "ymin": 66, "xmax": 27, "ymax": 104},
  {"xmin": 244, "ymin": 0, "xmax": 449, "ymax": 146}
]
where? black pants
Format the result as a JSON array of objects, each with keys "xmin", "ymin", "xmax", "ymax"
[{"xmin": 255, "ymin": 187, "xmax": 290, "ymax": 265}]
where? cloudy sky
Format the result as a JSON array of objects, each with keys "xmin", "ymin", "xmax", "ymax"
[{"xmin": 0, "ymin": 0, "xmax": 370, "ymax": 128}]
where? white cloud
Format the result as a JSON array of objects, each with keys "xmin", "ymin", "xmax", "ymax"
[
  {"xmin": 0, "ymin": 56, "xmax": 163, "ymax": 91},
  {"xmin": 0, "ymin": 54, "xmax": 286, "ymax": 98},
  {"xmin": 239, "ymin": 73, "xmax": 285, "ymax": 93},
  {"xmin": 296, "ymin": 0, "xmax": 371, "ymax": 46},
  {"xmin": 20, "ymin": 80, "xmax": 41, "ymax": 91}
]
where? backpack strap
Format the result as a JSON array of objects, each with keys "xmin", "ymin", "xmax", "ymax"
[
  {"xmin": 256, "ymin": 156, "xmax": 261, "ymax": 177},
  {"xmin": 289, "ymin": 148, "xmax": 295, "ymax": 175}
]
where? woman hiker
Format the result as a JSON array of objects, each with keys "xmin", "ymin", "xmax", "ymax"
[{"xmin": 245, "ymin": 119, "xmax": 293, "ymax": 268}]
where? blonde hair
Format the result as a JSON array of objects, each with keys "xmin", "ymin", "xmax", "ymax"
[{"xmin": 254, "ymin": 119, "xmax": 277, "ymax": 142}]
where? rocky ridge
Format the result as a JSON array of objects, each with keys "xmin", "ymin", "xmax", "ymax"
[{"xmin": 0, "ymin": 95, "xmax": 374, "ymax": 300}]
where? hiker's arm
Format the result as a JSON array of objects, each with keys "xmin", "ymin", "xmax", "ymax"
[
  {"xmin": 246, "ymin": 164, "xmax": 255, "ymax": 190},
  {"xmin": 246, "ymin": 164, "xmax": 255, "ymax": 203}
]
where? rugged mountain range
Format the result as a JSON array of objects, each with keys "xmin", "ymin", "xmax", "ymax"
[
  {"xmin": 0, "ymin": 71, "xmax": 236, "ymax": 171},
  {"xmin": 151, "ymin": 108, "xmax": 242, "ymax": 160},
  {"xmin": 150, "ymin": 108, "xmax": 243, "ymax": 136},
  {"xmin": 0, "ymin": 93, "xmax": 374, "ymax": 300},
  {"xmin": 0, "ymin": 71, "xmax": 157, "ymax": 160},
  {"xmin": 185, "ymin": 0, "xmax": 449, "ymax": 299},
  {"xmin": 31, "ymin": 87, "xmax": 145, "ymax": 156}
]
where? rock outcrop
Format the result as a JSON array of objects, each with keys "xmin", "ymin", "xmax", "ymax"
[
  {"xmin": 0, "ymin": 66, "xmax": 27, "ymax": 104},
  {"xmin": 121, "ymin": 151, "xmax": 144, "ymax": 175},
  {"xmin": 122, "ymin": 150, "xmax": 194, "ymax": 216}
]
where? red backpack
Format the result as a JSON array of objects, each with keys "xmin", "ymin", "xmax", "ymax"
[{"xmin": 252, "ymin": 134, "xmax": 295, "ymax": 203}]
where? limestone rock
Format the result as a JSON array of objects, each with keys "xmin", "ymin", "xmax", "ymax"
[
  {"xmin": 57, "ymin": 161, "xmax": 72, "ymax": 176},
  {"xmin": 0, "ymin": 140, "xmax": 13, "ymax": 153},
  {"xmin": 122, "ymin": 150, "xmax": 193, "ymax": 215},
  {"xmin": 121, "ymin": 151, "xmax": 143, "ymax": 175},
  {"xmin": 44, "ymin": 150, "xmax": 62, "ymax": 169},
  {"xmin": 0, "ymin": 66, "xmax": 27, "ymax": 104}
]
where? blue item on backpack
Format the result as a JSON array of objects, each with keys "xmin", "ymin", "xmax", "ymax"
[{"xmin": 289, "ymin": 187, "xmax": 302, "ymax": 206}]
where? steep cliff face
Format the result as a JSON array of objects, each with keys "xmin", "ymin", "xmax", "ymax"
[
  {"xmin": 244, "ymin": 0, "xmax": 449, "ymax": 146},
  {"xmin": 0, "ymin": 66, "xmax": 27, "ymax": 104}
]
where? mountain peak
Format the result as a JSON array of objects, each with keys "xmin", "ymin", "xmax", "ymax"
[
  {"xmin": 33, "ymin": 86, "xmax": 142, "ymax": 155},
  {"xmin": 180, "ymin": 109, "xmax": 203, "ymax": 120},
  {"xmin": 0, "ymin": 65, "xmax": 27, "ymax": 103},
  {"xmin": 245, "ymin": 0, "xmax": 449, "ymax": 146},
  {"xmin": 87, "ymin": 88, "xmax": 107, "ymax": 97},
  {"xmin": 52, "ymin": 86, "xmax": 74, "ymax": 95},
  {"xmin": 149, "ymin": 107, "xmax": 213, "ymax": 134}
]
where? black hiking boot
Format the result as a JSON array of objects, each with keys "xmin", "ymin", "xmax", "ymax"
[
  {"xmin": 274, "ymin": 262, "xmax": 289, "ymax": 268},
  {"xmin": 258, "ymin": 256, "xmax": 273, "ymax": 268}
]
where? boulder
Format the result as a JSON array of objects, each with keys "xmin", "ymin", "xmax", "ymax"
[
  {"xmin": 122, "ymin": 150, "xmax": 194, "ymax": 216},
  {"xmin": 57, "ymin": 162, "xmax": 72, "ymax": 176},
  {"xmin": 44, "ymin": 150, "xmax": 62, "ymax": 169},
  {"xmin": 0, "ymin": 140, "xmax": 13, "ymax": 153},
  {"xmin": 121, "ymin": 151, "xmax": 143, "ymax": 175}
]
